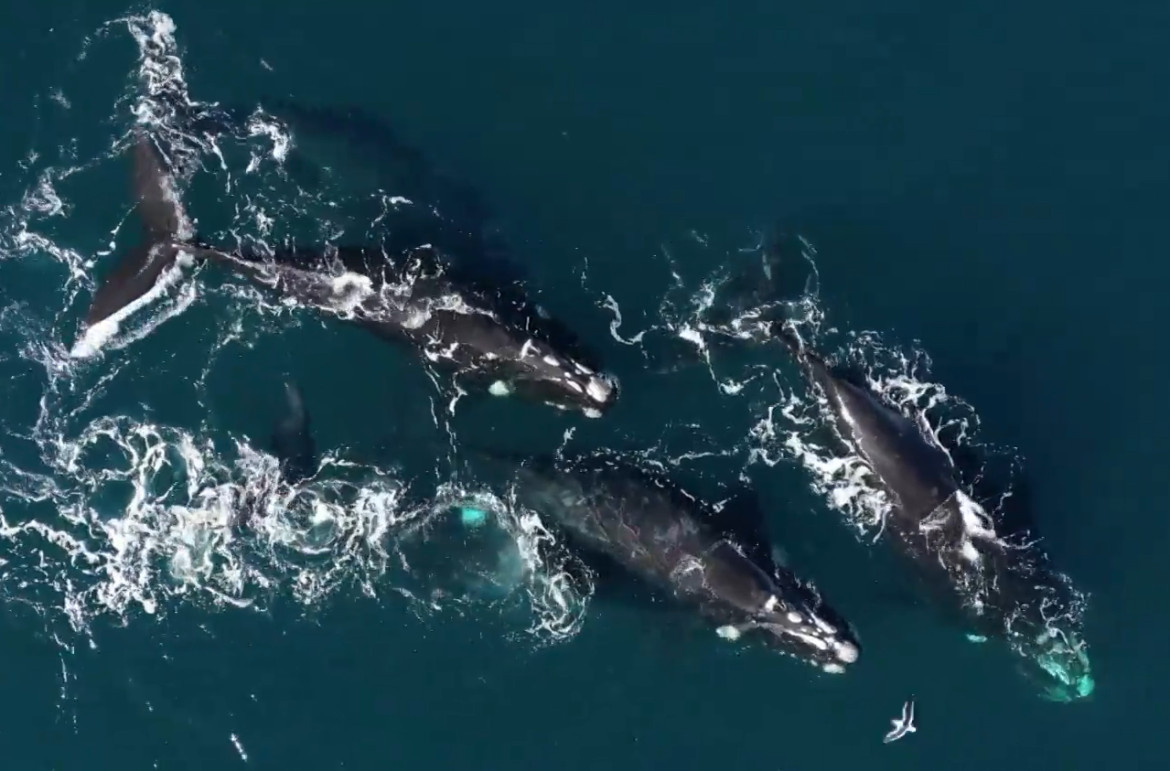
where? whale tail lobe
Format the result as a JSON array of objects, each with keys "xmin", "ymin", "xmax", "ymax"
[{"xmin": 71, "ymin": 134, "xmax": 197, "ymax": 357}]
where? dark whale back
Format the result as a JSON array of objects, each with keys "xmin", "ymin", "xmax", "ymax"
[
  {"xmin": 773, "ymin": 324, "xmax": 1094, "ymax": 700},
  {"xmin": 493, "ymin": 451, "xmax": 861, "ymax": 671},
  {"xmin": 191, "ymin": 242, "xmax": 618, "ymax": 416},
  {"xmin": 776, "ymin": 327, "xmax": 959, "ymax": 523}
]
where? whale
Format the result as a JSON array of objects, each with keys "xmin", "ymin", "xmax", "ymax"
[
  {"xmin": 186, "ymin": 240, "xmax": 618, "ymax": 417},
  {"xmin": 473, "ymin": 449, "xmax": 861, "ymax": 673},
  {"xmin": 71, "ymin": 135, "xmax": 617, "ymax": 418},
  {"xmin": 69, "ymin": 136, "xmax": 195, "ymax": 358},
  {"xmin": 772, "ymin": 323, "xmax": 1093, "ymax": 701}
]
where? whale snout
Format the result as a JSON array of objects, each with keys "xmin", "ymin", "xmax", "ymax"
[
  {"xmin": 579, "ymin": 372, "xmax": 619, "ymax": 416},
  {"xmin": 744, "ymin": 601, "xmax": 862, "ymax": 673},
  {"xmin": 504, "ymin": 359, "xmax": 620, "ymax": 418},
  {"xmin": 1013, "ymin": 629, "xmax": 1095, "ymax": 703},
  {"xmin": 585, "ymin": 373, "xmax": 614, "ymax": 405}
]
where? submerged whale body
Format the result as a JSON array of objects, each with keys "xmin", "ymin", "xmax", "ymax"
[
  {"xmin": 270, "ymin": 381, "xmax": 317, "ymax": 484},
  {"xmin": 477, "ymin": 449, "xmax": 861, "ymax": 673},
  {"xmin": 71, "ymin": 136, "xmax": 617, "ymax": 418},
  {"xmin": 772, "ymin": 324, "xmax": 1093, "ymax": 701}
]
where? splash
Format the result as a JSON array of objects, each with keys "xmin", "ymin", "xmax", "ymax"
[{"xmin": 0, "ymin": 10, "xmax": 589, "ymax": 659}]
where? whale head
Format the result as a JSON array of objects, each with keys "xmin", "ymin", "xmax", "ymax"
[
  {"xmin": 1014, "ymin": 627, "xmax": 1095, "ymax": 702},
  {"xmin": 504, "ymin": 362, "xmax": 619, "ymax": 418},
  {"xmin": 744, "ymin": 597, "xmax": 862, "ymax": 674},
  {"xmin": 705, "ymin": 542, "xmax": 861, "ymax": 672},
  {"xmin": 474, "ymin": 326, "xmax": 619, "ymax": 417}
]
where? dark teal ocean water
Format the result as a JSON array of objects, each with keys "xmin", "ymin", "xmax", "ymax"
[{"xmin": 2, "ymin": 2, "xmax": 1167, "ymax": 769}]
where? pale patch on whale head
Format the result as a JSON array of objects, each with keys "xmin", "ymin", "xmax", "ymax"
[
  {"xmin": 716, "ymin": 625, "xmax": 742, "ymax": 641},
  {"xmin": 488, "ymin": 381, "xmax": 513, "ymax": 397},
  {"xmin": 586, "ymin": 375, "xmax": 614, "ymax": 404},
  {"xmin": 833, "ymin": 639, "xmax": 860, "ymax": 663}
]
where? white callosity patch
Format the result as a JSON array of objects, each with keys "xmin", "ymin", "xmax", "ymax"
[
  {"xmin": 833, "ymin": 639, "xmax": 860, "ymax": 663},
  {"xmin": 586, "ymin": 375, "xmax": 613, "ymax": 404},
  {"xmin": 717, "ymin": 625, "xmax": 742, "ymax": 641}
]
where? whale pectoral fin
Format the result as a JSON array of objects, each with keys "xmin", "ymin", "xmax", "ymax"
[{"xmin": 270, "ymin": 380, "xmax": 317, "ymax": 484}]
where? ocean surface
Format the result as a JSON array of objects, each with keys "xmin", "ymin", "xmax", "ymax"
[{"xmin": 1, "ymin": 2, "xmax": 1167, "ymax": 769}]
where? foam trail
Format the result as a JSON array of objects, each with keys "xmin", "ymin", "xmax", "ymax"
[{"xmin": 0, "ymin": 11, "xmax": 591, "ymax": 658}]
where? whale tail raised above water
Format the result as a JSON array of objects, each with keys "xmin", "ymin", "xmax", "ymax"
[{"xmin": 71, "ymin": 134, "xmax": 196, "ymax": 358}]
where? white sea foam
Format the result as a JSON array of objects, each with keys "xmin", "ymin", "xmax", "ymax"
[{"xmin": 0, "ymin": 10, "xmax": 591, "ymax": 662}]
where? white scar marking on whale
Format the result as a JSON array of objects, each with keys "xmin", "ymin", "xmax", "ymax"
[{"xmin": 788, "ymin": 630, "xmax": 829, "ymax": 650}]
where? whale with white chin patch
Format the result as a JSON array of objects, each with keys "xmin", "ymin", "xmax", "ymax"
[
  {"xmin": 772, "ymin": 322, "xmax": 1093, "ymax": 701},
  {"xmin": 473, "ymin": 448, "xmax": 861, "ymax": 674}
]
